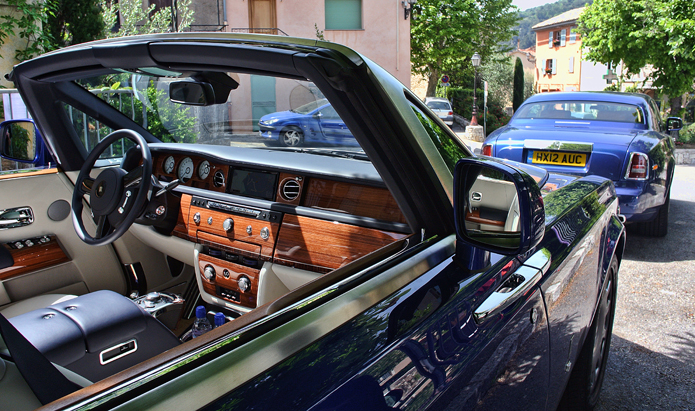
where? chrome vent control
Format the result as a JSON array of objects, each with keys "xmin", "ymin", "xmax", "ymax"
[
  {"xmin": 213, "ymin": 170, "xmax": 226, "ymax": 188},
  {"xmin": 281, "ymin": 179, "xmax": 301, "ymax": 201}
]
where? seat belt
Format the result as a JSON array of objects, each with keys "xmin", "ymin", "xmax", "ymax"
[{"xmin": 0, "ymin": 312, "xmax": 81, "ymax": 405}]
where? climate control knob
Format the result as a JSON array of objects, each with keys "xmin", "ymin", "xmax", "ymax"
[
  {"xmin": 203, "ymin": 265, "xmax": 216, "ymax": 281},
  {"xmin": 237, "ymin": 276, "xmax": 251, "ymax": 293}
]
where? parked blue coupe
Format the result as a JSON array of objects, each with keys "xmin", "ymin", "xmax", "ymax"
[
  {"xmin": 483, "ymin": 92, "xmax": 677, "ymax": 236},
  {"xmin": 258, "ymin": 99, "xmax": 358, "ymax": 147}
]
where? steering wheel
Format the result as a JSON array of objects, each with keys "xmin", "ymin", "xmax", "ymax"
[{"xmin": 72, "ymin": 129, "xmax": 153, "ymax": 246}]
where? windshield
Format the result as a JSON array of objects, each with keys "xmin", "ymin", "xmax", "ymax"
[
  {"xmin": 515, "ymin": 101, "xmax": 644, "ymax": 123},
  {"xmin": 68, "ymin": 71, "xmax": 364, "ymax": 158}
]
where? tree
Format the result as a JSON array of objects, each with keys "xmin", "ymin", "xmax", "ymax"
[
  {"xmin": 44, "ymin": 0, "xmax": 104, "ymax": 49},
  {"xmin": 579, "ymin": 0, "xmax": 695, "ymax": 115},
  {"xmin": 101, "ymin": 0, "xmax": 194, "ymax": 38},
  {"xmin": 512, "ymin": 57, "xmax": 524, "ymax": 112},
  {"xmin": 411, "ymin": 0, "xmax": 518, "ymax": 97}
]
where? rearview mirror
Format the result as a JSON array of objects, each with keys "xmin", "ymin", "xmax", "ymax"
[
  {"xmin": 169, "ymin": 81, "xmax": 215, "ymax": 106},
  {"xmin": 0, "ymin": 120, "xmax": 38, "ymax": 162},
  {"xmin": 454, "ymin": 157, "xmax": 545, "ymax": 255}
]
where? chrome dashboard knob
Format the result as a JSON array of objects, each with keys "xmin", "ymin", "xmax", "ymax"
[
  {"xmin": 203, "ymin": 265, "xmax": 216, "ymax": 281},
  {"xmin": 223, "ymin": 218, "xmax": 234, "ymax": 232},
  {"xmin": 237, "ymin": 276, "xmax": 251, "ymax": 293},
  {"xmin": 193, "ymin": 212, "xmax": 201, "ymax": 224}
]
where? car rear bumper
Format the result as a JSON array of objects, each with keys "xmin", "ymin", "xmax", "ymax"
[{"xmin": 615, "ymin": 185, "xmax": 663, "ymax": 222}]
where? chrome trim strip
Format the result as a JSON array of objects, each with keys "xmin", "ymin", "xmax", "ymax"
[
  {"xmin": 523, "ymin": 139, "xmax": 593, "ymax": 152},
  {"xmin": 68, "ymin": 236, "xmax": 455, "ymax": 411}
]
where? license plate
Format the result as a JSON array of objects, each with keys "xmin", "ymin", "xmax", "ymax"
[{"xmin": 532, "ymin": 151, "xmax": 587, "ymax": 167}]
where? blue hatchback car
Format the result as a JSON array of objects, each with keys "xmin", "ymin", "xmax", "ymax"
[
  {"xmin": 482, "ymin": 92, "xmax": 677, "ymax": 236},
  {"xmin": 258, "ymin": 99, "xmax": 357, "ymax": 147}
]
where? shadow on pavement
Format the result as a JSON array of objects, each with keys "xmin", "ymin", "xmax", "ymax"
[
  {"xmin": 595, "ymin": 335, "xmax": 695, "ymax": 411},
  {"xmin": 624, "ymin": 199, "xmax": 695, "ymax": 263}
]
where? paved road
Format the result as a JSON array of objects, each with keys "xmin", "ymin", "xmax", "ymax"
[{"xmin": 596, "ymin": 165, "xmax": 695, "ymax": 410}]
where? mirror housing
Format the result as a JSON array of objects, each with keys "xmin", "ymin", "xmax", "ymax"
[
  {"xmin": 0, "ymin": 120, "xmax": 39, "ymax": 163},
  {"xmin": 169, "ymin": 81, "xmax": 216, "ymax": 106},
  {"xmin": 666, "ymin": 117, "xmax": 682, "ymax": 131},
  {"xmin": 454, "ymin": 157, "xmax": 545, "ymax": 256}
]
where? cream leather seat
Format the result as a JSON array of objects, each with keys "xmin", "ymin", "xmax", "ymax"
[{"xmin": 0, "ymin": 294, "xmax": 77, "ymax": 319}]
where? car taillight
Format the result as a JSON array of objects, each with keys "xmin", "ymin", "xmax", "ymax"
[
  {"xmin": 448, "ymin": 111, "xmax": 453, "ymax": 115},
  {"xmin": 482, "ymin": 144, "xmax": 492, "ymax": 156},
  {"xmin": 626, "ymin": 152, "xmax": 648, "ymax": 179}
]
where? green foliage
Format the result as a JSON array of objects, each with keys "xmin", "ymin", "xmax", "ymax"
[
  {"xmin": 512, "ymin": 57, "xmax": 524, "ymax": 112},
  {"xmin": 0, "ymin": 0, "xmax": 50, "ymax": 61},
  {"xmin": 447, "ymin": 86, "xmax": 510, "ymax": 134},
  {"xmin": 678, "ymin": 123, "xmax": 695, "ymax": 144},
  {"xmin": 512, "ymin": 0, "xmax": 594, "ymax": 49},
  {"xmin": 579, "ymin": 0, "xmax": 695, "ymax": 98},
  {"xmin": 44, "ymin": 0, "xmax": 104, "ymax": 50},
  {"xmin": 479, "ymin": 54, "xmax": 514, "ymax": 108},
  {"xmin": 101, "ymin": 0, "xmax": 194, "ymax": 38},
  {"xmin": 411, "ymin": 0, "xmax": 519, "ymax": 96}
]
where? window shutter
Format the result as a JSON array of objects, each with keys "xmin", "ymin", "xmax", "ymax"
[
  {"xmin": 569, "ymin": 57, "xmax": 574, "ymax": 73},
  {"xmin": 552, "ymin": 59, "xmax": 557, "ymax": 74},
  {"xmin": 541, "ymin": 59, "xmax": 546, "ymax": 73},
  {"xmin": 549, "ymin": 31, "xmax": 554, "ymax": 48},
  {"xmin": 325, "ymin": 0, "xmax": 362, "ymax": 30},
  {"xmin": 570, "ymin": 27, "xmax": 577, "ymax": 43},
  {"xmin": 561, "ymin": 29, "xmax": 566, "ymax": 46}
]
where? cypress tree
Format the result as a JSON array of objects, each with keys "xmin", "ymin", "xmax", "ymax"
[{"xmin": 513, "ymin": 57, "xmax": 524, "ymax": 113}]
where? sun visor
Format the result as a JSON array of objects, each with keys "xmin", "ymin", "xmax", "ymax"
[{"xmin": 92, "ymin": 42, "xmax": 158, "ymax": 69}]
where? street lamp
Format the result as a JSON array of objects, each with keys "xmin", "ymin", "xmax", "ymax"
[{"xmin": 471, "ymin": 52, "xmax": 481, "ymax": 126}]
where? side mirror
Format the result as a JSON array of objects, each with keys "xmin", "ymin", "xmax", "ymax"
[
  {"xmin": 313, "ymin": 112, "xmax": 323, "ymax": 119},
  {"xmin": 0, "ymin": 120, "xmax": 38, "ymax": 163},
  {"xmin": 454, "ymin": 157, "xmax": 545, "ymax": 256},
  {"xmin": 666, "ymin": 117, "xmax": 682, "ymax": 131},
  {"xmin": 169, "ymin": 81, "xmax": 215, "ymax": 106}
]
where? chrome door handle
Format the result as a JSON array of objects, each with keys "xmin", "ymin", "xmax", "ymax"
[
  {"xmin": 0, "ymin": 207, "xmax": 34, "ymax": 229},
  {"xmin": 473, "ymin": 249, "xmax": 551, "ymax": 323}
]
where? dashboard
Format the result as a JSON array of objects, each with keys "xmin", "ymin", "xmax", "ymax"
[{"xmin": 148, "ymin": 145, "xmax": 411, "ymax": 313}]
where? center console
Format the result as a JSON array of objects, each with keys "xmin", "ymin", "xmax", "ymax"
[{"xmin": 187, "ymin": 197, "xmax": 281, "ymax": 311}]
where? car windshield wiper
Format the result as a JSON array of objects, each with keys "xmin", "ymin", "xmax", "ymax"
[{"xmin": 265, "ymin": 147, "xmax": 370, "ymax": 161}]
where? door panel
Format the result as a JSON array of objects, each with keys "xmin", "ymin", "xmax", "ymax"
[
  {"xmin": 0, "ymin": 171, "xmax": 125, "ymax": 307},
  {"xmin": 248, "ymin": 0, "xmax": 276, "ymax": 31}
]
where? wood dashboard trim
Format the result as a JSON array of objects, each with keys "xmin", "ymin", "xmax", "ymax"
[
  {"xmin": 154, "ymin": 153, "xmax": 228, "ymax": 193},
  {"xmin": 273, "ymin": 214, "xmax": 408, "ymax": 271},
  {"xmin": 465, "ymin": 210, "xmax": 505, "ymax": 227},
  {"xmin": 0, "ymin": 236, "xmax": 70, "ymax": 281}
]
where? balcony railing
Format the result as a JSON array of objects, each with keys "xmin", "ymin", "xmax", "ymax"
[{"xmin": 228, "ymin": 28, "xmax": 289, "ymax": 36}]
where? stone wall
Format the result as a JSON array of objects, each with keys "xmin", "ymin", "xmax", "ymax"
[{"xmin": 675, "ymin": 149, "xmax": 695, "ymax": 165}]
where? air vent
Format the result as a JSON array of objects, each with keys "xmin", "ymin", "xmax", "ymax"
[
  {"xmin": 213, "ymin": 170, "xmax": 226, "ymax": 188},
  {"xmin": 281, "ymin": 179, "xmax": 301, "ymax": 201}
]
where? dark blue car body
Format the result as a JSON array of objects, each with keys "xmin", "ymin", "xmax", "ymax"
[
  {"xmin": 483, "ymin": 92, "xmax": 675, "ymax": 235},
  {"xmin": 259, "ymin": 100, "xmax": 358, "ymax": 147}
]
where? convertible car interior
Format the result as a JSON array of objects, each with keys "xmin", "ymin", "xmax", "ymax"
[{"xmin": 0, "ymin": 63, "xmax": 417, "ymax": 407}]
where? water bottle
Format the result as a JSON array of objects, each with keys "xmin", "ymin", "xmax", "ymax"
[
  {"xmin": 191, "ymin": 306, "xmax": 212, "ymax": 338},
  {"xmin": 213, "ymin": 312, "xmax": 225, "ymax": 328}
]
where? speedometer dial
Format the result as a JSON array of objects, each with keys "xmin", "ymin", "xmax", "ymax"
[
  {"xmin": 177, "ymin": 157, "xmax": 194, "ymax": 181},
  {"xmin": 198, "ymin": 160, "xmax": 211, "ymax": 180},
  {"xmin": 163, "ymin": 156, "xmax": 175, "ymax": 174}
]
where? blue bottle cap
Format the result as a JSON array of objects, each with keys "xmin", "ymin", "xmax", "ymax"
[
  {"xmin": 214, "ymin": 312, "xmax": 225, "ymax": 327},
  {"xmin": 195, "ymin": 305, "xmax": 206, "ymax": 318}
]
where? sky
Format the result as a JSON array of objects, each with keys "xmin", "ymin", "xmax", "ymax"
[{"xmin": 512, "ymin": 0, "xmax": 557, "ymax": 11}]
